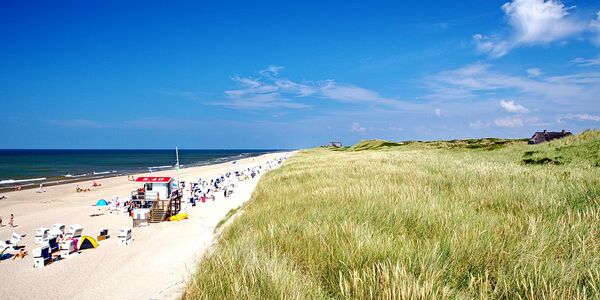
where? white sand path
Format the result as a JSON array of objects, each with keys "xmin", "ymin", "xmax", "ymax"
[{"xmin": 0, "ymin": 151, "xmax": 293, "ymax": 300}]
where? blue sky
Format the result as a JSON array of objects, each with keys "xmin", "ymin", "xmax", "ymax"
[{"xmin": 1, "ymin": 0, "xmax": 599, "ymax": 149}]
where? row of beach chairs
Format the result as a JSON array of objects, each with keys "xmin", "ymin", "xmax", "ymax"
[
  {"xmin": 33, "ymin": 224, "xmax": 133, "ymax": 268},
  {"xmin": 0, "ymin": 232, "xmax": 24, "ymax": 256},
  {"xmin": 33, "ymin": 224, "xmax": 82, "ymax": 267}
]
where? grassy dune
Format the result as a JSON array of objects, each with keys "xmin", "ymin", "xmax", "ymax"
[{"xmin": 184, "ymin": 131, "xmax": 600, "ymax": 299}]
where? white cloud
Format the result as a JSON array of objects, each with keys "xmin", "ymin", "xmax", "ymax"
[
  {"xmin": 502, "ymin": 0, "xmax": 583, "ymax": 44},
  {"xmin": 426, "ymin": 62, "xmax": 600, "ymax": 129},
  {"xmin": 225, "ymin": 77, "xmax": 278, "ymax": 97},
  {"xmin": 428, "ymin": 63, "xmax": 600, "ymax": 106},
  {"xmin": 350, "ymin": 122, "xmax": 367, "ymax": 133},
  {"xmin": 495, "ymin": 116, "xmax": 524, "ymax": 128},
  {"xmin": 221, "ymin": 66, "xmax": 411, "ymax": 110},
  {"xmin": 494, "ymin": 115, "xmax": 546, "ymax": 128},
  {"xmin": 558, "ymin": 113, "xmax": 600, "ymax": 122},
  {"xmin": 219, "ymin": 93, "xmax": 310, "ymax": 110},
  {"xmin": 349, "ymin": 123, "xmax": 404, "ymax": 133},
  {"xmin": 274, "ymin": 78, "xmax": 316, "ymax": 97},
  {"xmin": 231, "ymin": 76, "xmax": 262, "ymax": 88},
  {"xmin": 474, "ymin": 0, "xmax": 585, "ymax": 57},
  {"xmin": 473, "ymin": 34, "xmax": 511, "ymax": 58},
  {"xmin": 318, "ymin": 80, "xmax": 410, "ymax": 108},
  {"xmin": 526, "ymin": 67, "xmax": 542, "ymax": 77},
  {"xmin": 572, "ymin": 56, "xmax": 600, "ymax": 67},
  {"xmin": 500, "ymin": 100, "xmax": 529, "ymax": 113},
  {"xmin": 320, "ymin": 80, "xmax": 381, "ymax": 102},
  {"xmin": 434, "ymin": 108, "xmax": 442, "ymax": 117},
  {"xmin": 591, "ymin": 11, "xmax": 600, "ymax": 45},
  {"xmin": 469, "ymin": 120, "xmax": 490, "ymax": 129},
  {"xmin": 382, "ymin": 126, "xmax": 404, "ymax": 132},
  {"xmin": 259, "ymin": 65, "xmax": 284, "ymax": 76}
]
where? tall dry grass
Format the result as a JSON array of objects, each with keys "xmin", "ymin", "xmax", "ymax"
[{"xmin": 184, "ymin": 133, "xmax": 600, "ymax": 299}]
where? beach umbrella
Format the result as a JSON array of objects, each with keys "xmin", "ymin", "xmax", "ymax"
[{"xmin": 96, "ymin": 199, "xmax": 108, "ymax": 206}]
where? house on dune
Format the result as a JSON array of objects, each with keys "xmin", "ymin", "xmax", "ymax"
[{"xmin": 528, "ymin": 130, "xmax": 572, "ymax": 144}]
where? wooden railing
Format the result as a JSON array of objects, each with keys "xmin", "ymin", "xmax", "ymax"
[
  {"xmin": 166, "ymin": 189, "xmax": 183, "ymax": 217},
  {"xmin": 147, "ymin": 189, "xmax": 182, "ymax": 222}
]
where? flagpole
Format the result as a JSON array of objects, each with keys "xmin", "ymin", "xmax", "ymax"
[{"xmin": 176, "ymin": 146, "xmax": 180, "ymax": 188}]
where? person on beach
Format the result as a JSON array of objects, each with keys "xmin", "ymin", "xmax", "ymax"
[
  {"xmin": 9, "ymin": 214, "xmax": 14, "ymax": 227},
  {"xmin": 13, "ymin": 248, "xmax": 28, "ymax": 259},
  {"xmin": 55, "ymin": 233, "xmax": 63, "ymax": 244},
  {"xmin": 0, "ymin": 215, "xmax": 3, "ymax": 227}
]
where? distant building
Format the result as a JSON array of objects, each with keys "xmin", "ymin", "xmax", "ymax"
[
  {"xmin": 329, "ymin": 141, "xmax": 343, "ymax": 148},
  {"xmin": 528, "ymin": 130, "xmax": 572, "ymax": 144}
]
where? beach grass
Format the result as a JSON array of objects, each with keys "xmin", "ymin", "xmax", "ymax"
[{"xmin": 184, "ymin": 130, "xmax": 600, "ymax": 299}]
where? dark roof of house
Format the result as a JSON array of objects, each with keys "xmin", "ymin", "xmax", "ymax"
[{"xmin": 529, "ymin": 131, "xmax": 572, "ymax": 144}]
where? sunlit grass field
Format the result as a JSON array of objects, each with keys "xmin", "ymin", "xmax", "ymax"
[{"xmin": 184, "ymin": 131, "xmax": 600, "ymax": 299}]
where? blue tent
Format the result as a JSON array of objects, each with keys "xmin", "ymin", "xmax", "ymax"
[{"xmin": 96, "ymin": 199, "xmax": 108, "ymax": 206}]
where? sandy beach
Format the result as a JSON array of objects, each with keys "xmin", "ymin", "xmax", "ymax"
[{"xmin": 0, "ymin": 151, "xmax": 293, "ymax": 300}]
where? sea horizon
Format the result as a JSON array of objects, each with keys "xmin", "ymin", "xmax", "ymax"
[{"xmin": 0, "ymin": 149, "xmax": 287, "ymax": 188}]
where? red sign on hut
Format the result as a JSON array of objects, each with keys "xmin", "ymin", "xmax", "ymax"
[{"xmin": 135, "ymin": 177, "xmax": 172, "ymax": 183}]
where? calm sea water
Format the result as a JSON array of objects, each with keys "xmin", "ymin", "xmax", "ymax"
[{"xmin": 0, "ymin": 149, "xmax": 280, "ymax": 187}]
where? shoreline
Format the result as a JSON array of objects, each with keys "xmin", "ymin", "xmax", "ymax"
[
  {"xmin": 0, "ymin": 174, "xmax": 121, "ymax": 193},
  {"xmin": 0, "ymin": 151, "xmax": 295, "ymax": 300},
  {"xmin": 0, "ymin": 150, "xmax": 289, "ymax": 193}
]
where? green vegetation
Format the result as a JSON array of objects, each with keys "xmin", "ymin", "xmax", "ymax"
[
  {"xmin": 350, "ymin": 137, "xmax": 528, "ymax": 151},
  {"xmin": 184, "ymin": 131, "xmax": 600, "ymax": 299},
  {"xmin": 215, "ymin": 207, "xmax": 241, "ymax": 232},
  {"xmin": 521, "ymin": 130, "xmax": 600, "ymax": 166},
  {"xmin": 422, "ymin": 137, "xmax": 528, "ymax": 150},
  {"xmin": 350, "ymin": 139, "xmax": 405, "ymax": 151}
]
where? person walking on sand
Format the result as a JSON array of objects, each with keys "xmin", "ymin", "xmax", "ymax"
[
  {"xmin": 0, "ymin": 215, "xmax": 3, "ymax": 227},
  {"xmin": 9, "ymin": 214, "xmax": 14, "ymax": 227}
]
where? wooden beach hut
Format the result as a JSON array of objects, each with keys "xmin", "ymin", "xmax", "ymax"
[{"xmin": 131, "ymin": 177, "xmax": 182, "ymax": 225}]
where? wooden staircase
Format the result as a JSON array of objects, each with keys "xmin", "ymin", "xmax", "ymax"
[
  {"xmin": 148, "ymin": 191, "xmax": 182, "ymax": 223},
  {"xmin": 149, "ymin": 201, "xmax": 168, "ymax": 223}
]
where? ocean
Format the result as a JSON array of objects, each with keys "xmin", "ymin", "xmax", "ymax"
[{"xmin": 0, "ymin": 149, "xmax": 280, "ymax": 189}]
